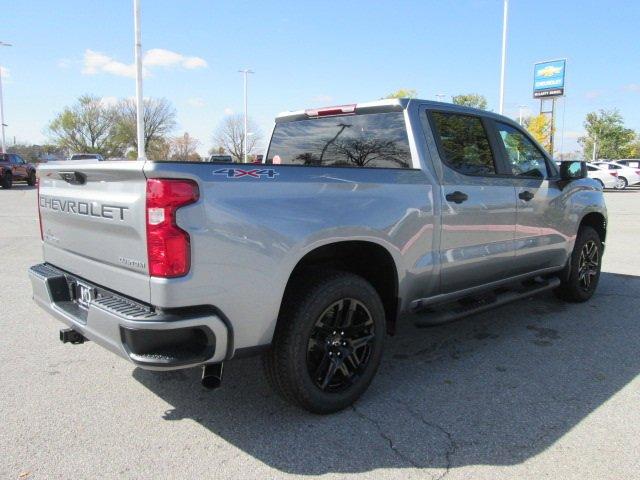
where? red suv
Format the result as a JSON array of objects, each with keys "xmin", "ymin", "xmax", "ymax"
[{"xmin": 0, "ymin": 153, "xmax": 37, "ymax": 189}]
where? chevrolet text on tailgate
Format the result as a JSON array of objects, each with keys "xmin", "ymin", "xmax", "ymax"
[{"xmin": 29, "ymin": 99, "xmax": 607, "ymax": 413}]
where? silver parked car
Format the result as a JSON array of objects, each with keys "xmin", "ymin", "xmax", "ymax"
[{"xmin": 30, "ymin": 99, "xmax": 606, "ymax": 413}]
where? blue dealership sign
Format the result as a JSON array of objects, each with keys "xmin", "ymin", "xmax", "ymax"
[{"xmin": 533, "ymin": 59, "xmax": 566, "ymax": 98}]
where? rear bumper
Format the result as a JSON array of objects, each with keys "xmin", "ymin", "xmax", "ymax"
[{"xmin": 28, "ymin": 263, "xmax": 229, "ymax": 371}]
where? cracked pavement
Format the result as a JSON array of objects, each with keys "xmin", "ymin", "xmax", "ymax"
[{"xmin": 2, "ymin": 186, "xmax": 640, "ymax": 479}]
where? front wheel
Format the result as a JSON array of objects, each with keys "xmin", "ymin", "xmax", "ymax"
[
  {"xmin": 0, "ymin": 172, "xmax": 12, "ymax": 189},
  {"xmin": 554, "ymin": 226, "xmax": 603, "ymax": 302},
  {"xmin": 264, "ymin": 270, "xmax": 386, "ymax": 414}
]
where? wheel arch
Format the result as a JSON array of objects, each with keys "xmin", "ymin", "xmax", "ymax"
[
  {"xmin": 279, "ymin": 240, "xmax": 401, "ymax": 335},
  {"xmin": 580, "ymin": 211, "xmax": 607, "ymax": 243}
]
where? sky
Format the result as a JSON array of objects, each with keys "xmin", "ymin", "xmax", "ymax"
[{"xmin": 0, "ymin": 0, "xmax": 639, "ymax": 157}]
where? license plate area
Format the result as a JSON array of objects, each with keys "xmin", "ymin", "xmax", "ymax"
[{"xmin": 72, "ymin": 281, "xmax": 96, "ymax": 310}]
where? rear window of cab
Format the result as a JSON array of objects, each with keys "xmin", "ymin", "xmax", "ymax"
[{"xmin": 266, "ymin": 112, "xmax": 412, "ymax": 169}]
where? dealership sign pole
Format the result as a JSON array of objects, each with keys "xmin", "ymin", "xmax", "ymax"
[{"xmin": 533, "ymin": 59, "xmax": 566, "ymax": 156}]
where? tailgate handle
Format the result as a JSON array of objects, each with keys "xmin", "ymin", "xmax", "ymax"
[{"xmin": 58, "ymin": 171, "xmax": 86, "ymax": 185}]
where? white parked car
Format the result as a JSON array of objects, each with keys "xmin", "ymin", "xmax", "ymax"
[
  {"xmin": 594, "ymin": 161, "xmax": 640, "ymax": 189},
  {"xmin": 587, "ymin": 163, "xmax": 618, "ymax": 189}
]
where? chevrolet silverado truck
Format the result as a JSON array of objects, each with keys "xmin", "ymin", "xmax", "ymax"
[
  {"xmin": 29, "ymin": 99, "xmax": 606, "ymax": 413},
  {"xmin": 0, "ymin": 153, "xmax": 37, "ymax": 188}
]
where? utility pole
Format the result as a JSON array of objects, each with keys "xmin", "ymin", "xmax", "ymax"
[
  {"xmin": 133, "ymin": 0, "xmax": 146, "ymax": 160},
  {"xmin": 592, "ymin": 135, "xmax": 597, "ymax": 162},
  {"xmin": 518, "ymin": 105, "xmax": 527, "ymax": 125},
  {"xmin": 499, "ymin": 0, "xmax": 509, "ymax": 115},
  {"xmin": 238, "ymin": 69, "xmax": 254, "ymax": 163},
  {"xmin": 0, "ymin": 41, "xmax": 12, "ymax": 154},
  {"xmin": 435, "ymin": 93, "xmax": 447, "ymax": 102}
]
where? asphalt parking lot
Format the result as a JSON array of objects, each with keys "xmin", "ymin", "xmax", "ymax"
[{"xmin": 2, "ymin": 185, "xmax": 640, "ymax": 480}]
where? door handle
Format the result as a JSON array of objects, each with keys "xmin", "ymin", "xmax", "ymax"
[
  {"xmin": 519, "ymin": 191, "xmax": 535, "ymax": 201},
  {"xmin": 445, "ymin": 191, "xmax": 468, "ymax": 204}
]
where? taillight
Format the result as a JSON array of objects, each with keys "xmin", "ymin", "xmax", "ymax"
[
  {"xmin": 37, "ymin": 177, "xmax": 43, "ymax": 241},
  {"xmin": 610, "ymin": 172, "xmax": 618, "ymax": 177},
  {"xmin": 146, "ymin": 179, "xmax": 199, "ymax": 278},
  {"xmin": 635, "ymin": 170, "xmax": 640, "ymax": 175},
  {"xmin": 305, "ymin": 104, "xmax": 356, "ymax": 117}
]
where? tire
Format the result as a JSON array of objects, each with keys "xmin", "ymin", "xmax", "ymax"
[
  {"xmin": 263, "ymin": 269, "xmax": 386, "ymax": 414},
  {"xmin": 0, "ymin": 172, "xmax": 12, "ymax": 189},
  {"xmin": 595, "ymin": 179, "xmax": 604, "ymax": 189},
  {"xmin": 554, "ymin": 226, "xmax": 603, "ymax": 302},
  {"xmin": 26, "ymin": 170, "xmax": 36, "ymax": 186},
  {"xmin": 614, "ymin": 176, "xmax": 628, "ymax": 190}
]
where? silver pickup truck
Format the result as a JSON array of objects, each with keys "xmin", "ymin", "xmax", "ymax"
[{"xmin": 29, "ymin": 99, "xmax": 606, "ymax": 413}]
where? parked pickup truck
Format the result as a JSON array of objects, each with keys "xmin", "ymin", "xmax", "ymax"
[
  {"xmin": 29, "ymin": 99, "xmax": 607, "ymax": 413},
  {"xmin": 0, "ymin": 153, "xmax": 37, "ymax": 188}
]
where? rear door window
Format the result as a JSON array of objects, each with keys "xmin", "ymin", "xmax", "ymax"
[
  {"xmin": 266, "ymin": 112, "xmax": 412, "ymax": 168},
  {"xmin": 430, "ymin": 112, "xmax": 497, "ymax": 176}
]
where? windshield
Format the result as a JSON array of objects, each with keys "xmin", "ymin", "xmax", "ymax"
[{"xmin": 266, "ymin": 112, "xmax": 411, "ymax": 168}]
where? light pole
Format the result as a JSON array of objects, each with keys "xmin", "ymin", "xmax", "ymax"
[
  {"xmin": 518, "ymin": 104, "xmax": 527, "ymax": 125},
  {"xmin": 0, "ymin": 41, "xmax": 12, "ymax": 154},
  {"xmin": 435, "ymin": 93, "xmax": 447, "ymax": 102},
  {"xmin": 499, "ymin": 0, "xmax": 509, "ymax": 114},
  {"xmin": 238, "ymin": 69, "xmax": 254, "ymax": 163},
  {"xmin": 133, "ymin": 0, "xmax": 146, "ymax": 160}
]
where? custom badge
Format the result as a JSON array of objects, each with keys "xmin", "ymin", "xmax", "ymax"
[{"xmin": 213, "ymin": 168, "xmax": 279, "ymax": 179}]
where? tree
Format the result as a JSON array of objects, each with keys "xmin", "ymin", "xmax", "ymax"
[
  {"xmin": 114, "ymin": 98, "xmax": 176, "ymax": 156},
  {"xmin": 524, "ymin": 114, "xmax": 553, "ymax": 152},
  {"xmin": 384, "ymin": 89, "xmax": 417, "ymax": 99},
  {"xmin": 579, "ymin": 109, "xmax": 635, "ymax": 160},
  {"xmin": 147, "ymin": 137, "xmax": 172, "ymax": 161},
  {"xmin": 212, "ymin": 114, "xmax": 261, "ymax": 162},
  {"xmin": 7, "ymin": 143, "xmax": 66, "ymax": 163},
  {"xmin": 451, "ymin": 93, "xmax": 487, "ymax": 110},
  {"xmin": 169, "ymin": 133, "xmax": 201, "ymax": 161},
  {"xmin": 47, "ymin": 94, "xmax": 123, "ymax": 156}
]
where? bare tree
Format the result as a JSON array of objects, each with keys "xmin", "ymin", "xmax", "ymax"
[
  {"xmin": 212, "ymin": 114, "xmax": 261, "ymax": 162},
  {"xmin": 115, "ymin": 98, "xmax": 177, "ymax": 155},
  {"xmin": 169, "ymin": 132, "xmax": 201, "ymax": 161},
  {"xmin": 48, "ymin": 94, "xmax": 123, "ymax": 156}
]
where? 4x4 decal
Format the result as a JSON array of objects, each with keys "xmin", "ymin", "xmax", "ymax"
[{"xmin": 213, "ymin": 168, "xmax": 279, "ymax": 179}]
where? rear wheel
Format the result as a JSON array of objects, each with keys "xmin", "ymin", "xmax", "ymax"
[
  {"xmin": 264, "ymin": 269, "xmax": 386, "ymax": 414},
  {"xmin": 0, "ymin": 172, "xmax": 12, "ymax": 189},
  {"xmin": 26, "ymin": 170, "xmax": 36, "ymax": 186},
  {"xmin": 614, "ymin": 176, "xmax": 628, "ymax": 190},
  {"xmin": 554, "ymin": 226, "xmax": 602, "ymax": 302}
]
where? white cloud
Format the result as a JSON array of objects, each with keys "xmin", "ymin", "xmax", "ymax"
[
  {"xmin": 144, "ymin": 48, "xmax": 207, "ymax": 69},
  {"xmin": 82, "ymin": 48, "xmax": 207, "ymax": 78},
  {"xmin": 182, "ymin": 57, "xmax": 207, "ymax": 69},
  {"xmin": 624, "ymin": 83, "xmax": 640, "ymax": 92},
  {"xmin": 223, "ymin": 107, "xmax": 234, "ymax": 115},
  {"xmin": 186, "ymin": 97, "xmax": 206, "ymax": 108},
  {"xmin": 57, "ymin": 58, "xmax": 72, "ymax": 69},
  {"xmin": 82, "ymin": 49, "xmax": 137, "ymax": 78}
]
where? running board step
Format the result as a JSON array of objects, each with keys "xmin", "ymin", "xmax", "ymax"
[{"xmin": 413, "ymin": 277, "xmax": 561, "ymax": 328}]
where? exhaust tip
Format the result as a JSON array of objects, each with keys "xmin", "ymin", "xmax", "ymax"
[{"xmin": 201, "ymin": 363, "xmax": 223, "ymax": 390}]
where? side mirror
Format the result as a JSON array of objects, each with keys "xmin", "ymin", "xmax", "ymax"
[{"xmin": 559, "ymin": 161, "xmax": 587, "ymax": 181}]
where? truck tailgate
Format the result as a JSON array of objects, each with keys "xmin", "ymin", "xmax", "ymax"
[{"xmin": 38, "ymin": 161, "xmax": 151, "ymax": 303}]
